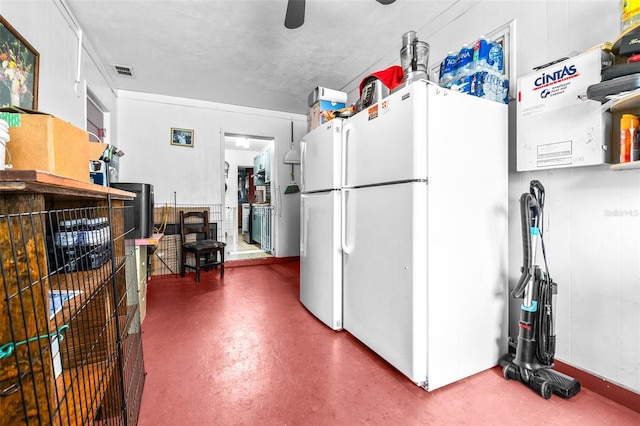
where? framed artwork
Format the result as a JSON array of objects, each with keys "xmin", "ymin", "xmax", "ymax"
[
  {"xmin": 0, "ymin": 15, "xmax": 39, "ymax": 110},
  {"xmin": 171, "ymin": 127, "xmax": 194, "ymax": 147}
]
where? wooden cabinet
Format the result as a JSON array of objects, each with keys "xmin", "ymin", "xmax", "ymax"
[{"xmin": 0, "ymin": 170, "xmax": 145, "ymax": 425}]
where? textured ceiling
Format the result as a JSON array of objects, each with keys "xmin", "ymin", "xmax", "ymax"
[{"xmin": 65, "ymin": 0, "xmax": 456, "ymax": 115}]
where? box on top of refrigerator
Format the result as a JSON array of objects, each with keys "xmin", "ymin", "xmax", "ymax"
[
  {"xmin": 309, "ymin": 100, "xmax": 346, "ymax": 131},
  {"xmin": 516, "ymin": 49, "xmax": 611, "ymax": 171}
]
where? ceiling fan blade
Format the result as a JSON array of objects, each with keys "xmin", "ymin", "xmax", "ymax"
[
  {"xmin": 285, "ymin": 0, "xmax": 305, "ymax": 29},
  {"xmin": 376, "ymin": 0, "xmax": 397, "ymax": 4}
]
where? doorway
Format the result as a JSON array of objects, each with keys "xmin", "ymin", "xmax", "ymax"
[
  {"xmin": 86, "ymin": 96, "xmax": 105, "ymax": 142},
  {"xmin": 85, "ymin": 88, "xmax": 112, "ymax": 145},
  {"xmin": 224, "ymin": 133, "xmax": 275, "ymax": 260}
]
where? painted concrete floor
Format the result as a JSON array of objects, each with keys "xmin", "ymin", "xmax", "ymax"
[{"xmin": 138, "ymin": 261, "xmax": 640, "ymax": 425}]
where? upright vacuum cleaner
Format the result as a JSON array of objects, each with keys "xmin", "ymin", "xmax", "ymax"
[{"xmin": 502, "ymin": 180, "xmax": 581, "ymax": 399}]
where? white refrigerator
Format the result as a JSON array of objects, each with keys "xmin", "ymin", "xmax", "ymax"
[
  {"xmin": 299, "ymin": 118, "xmax": 344, "ymax": 330},
  {"xmin": 341, "ymin": 81, "xmax": 508, "ymax": 390}
]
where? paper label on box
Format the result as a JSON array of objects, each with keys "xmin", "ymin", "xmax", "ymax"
[
  {"xmin": 536, "ymin": 140, "xmax": 573, "ymax": 167},
  {"xmin": 519, "ymin": 50, "xmax": 600, "ymax": 118}
]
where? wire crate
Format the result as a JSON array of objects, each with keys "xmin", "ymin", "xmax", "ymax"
[
  {"xmin": 0, "ymin": 175, "xmax": 145, "ymax": 425},
  {"xmin": 150, "ymin": 203, "xmax": 222, "ymax": 277}
]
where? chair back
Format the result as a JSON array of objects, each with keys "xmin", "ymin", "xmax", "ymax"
[{"xmin": 180, "ymin": 211, "xmax": 212, "ymax": 244}]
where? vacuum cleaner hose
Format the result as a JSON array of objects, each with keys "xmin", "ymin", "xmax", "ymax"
[{"xmin": 536, "ymin": 277, "xmax": 556, "ymax": 365}]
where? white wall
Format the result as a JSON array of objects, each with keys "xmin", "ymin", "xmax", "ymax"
[
  {"xmin": 506, "ymin": 1, "xmax": 638, "ymax": 394},
  {"xmin": 0, "ymin": 0, "xmax": 117, "ymax": 136},
  {"xmin": 116, "ymin": 91, "xmax": 306, "ymax": 257},
  {"xmin": 347, "ymin": 0, "xmax": 638, "ymax": 393}
]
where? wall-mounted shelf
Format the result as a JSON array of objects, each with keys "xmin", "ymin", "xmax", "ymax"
[
  {"xmin": 610, "ymin": 160, "xmax": 640, "ymax": 170},
  {"xmin": 608, "ymin": 89, "xmax": 640, "ymax": 113},
  {"xmin": 0, "ymin": 170, "xmax": 135, "ymax": 199},
  {"xmin": 602, "ymin": 91, "xmax": 640, "ymax": 170}
]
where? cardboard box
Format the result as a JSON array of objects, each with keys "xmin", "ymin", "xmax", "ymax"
[
  {"xmin": 89, "ymin": 142, "xmax": 109, "ymax": 161},
  {"xmin": 516, "ymin": 50, "xmax": 611, "ymax": 170},
  {"xmin": 0, "ymin": 109, "xmax": 90, "ymax": 182},
  {"xmin": 309, "ymin": 100, "xmax": 346, "ymax": 131}
]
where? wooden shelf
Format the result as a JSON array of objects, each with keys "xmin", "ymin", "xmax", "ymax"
[
  {"xmin": 608, "ymin": 89, "xmax": 640, "ymax": 113},
  {"xmin": 134, "ymin": 233, "xmax": 164, "ymax": 246},
  {"xmin": 599, "ymin": 75, "xmax": 640, "ymax": 170},
  {"xmin": 47, "ymin": 257, "xmax": 127, "ymax": 333},
  {"xmin": 610, "ymin": 160, "xmax": 640, "ymax": 170},
  {"xmin": 0, "ymin": 170, "xmax": 135, "ymax": 200}
]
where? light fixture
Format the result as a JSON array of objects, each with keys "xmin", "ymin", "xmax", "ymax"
[{"xmin": 234, "ymin": 137, "xmax": 250, "ymax": 149}]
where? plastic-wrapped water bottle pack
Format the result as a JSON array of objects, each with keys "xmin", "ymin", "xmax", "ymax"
[{"xmin": 438, "ymin": 37, "xmax": 508, "ymax": 104}]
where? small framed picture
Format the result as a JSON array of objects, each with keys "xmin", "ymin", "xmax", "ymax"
[{"xmin": 171, "ymin": 127, "xmax": 194, "ymax": 147}]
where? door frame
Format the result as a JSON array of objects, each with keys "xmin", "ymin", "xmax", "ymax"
[{"xmin": 221, "ymin": 130, "xmax": 275, "ymax": 255}]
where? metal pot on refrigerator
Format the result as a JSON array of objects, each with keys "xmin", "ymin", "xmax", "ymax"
[{"xmin": 356, "ymin": 76, "xmax": 390, "ymax": 111}]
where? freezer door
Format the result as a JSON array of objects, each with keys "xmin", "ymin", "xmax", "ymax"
[
  {"xmin": 301, "ymin": 119, "xmax": 343, "ymax": 193},
  {"xmin": 342, "ymin": 182, "xmax": 428, "ymax": 384},
  {"xmin": 343, "ymin": 82, "xmax": 428, "ymax": 188},
  {"xmin": 300, "ymin": 191, "xmax": 342, "ymax": 330}
]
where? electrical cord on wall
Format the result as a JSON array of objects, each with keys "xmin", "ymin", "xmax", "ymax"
[{"xmin": 86, "ymin": 131, "xmax": 102, "ymax": 143}]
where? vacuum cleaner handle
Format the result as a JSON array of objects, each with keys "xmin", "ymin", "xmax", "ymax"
[
  {"xmin": 530, "ymin": 180, "xmax": 545, "ymax": 204},
  {"xmin": 529, "ymin": 180, "xmax": 545, "ymax": 226},
  {"xmin": 512, "ymin": 193, "xmax": 533, "ymax": 299}
]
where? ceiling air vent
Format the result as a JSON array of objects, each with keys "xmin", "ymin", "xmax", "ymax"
[{"xmin": 112, "ymin": 64, "xmax": 135, "ymax": 78}]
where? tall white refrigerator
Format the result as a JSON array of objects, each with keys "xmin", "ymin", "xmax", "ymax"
[
  {"xmin": 299, "ymin": 118, "xmax": 344, "ymax": 330},
  {"xmin": 341, "ymin": 81, "xmax": 508, "ymax": 391}
]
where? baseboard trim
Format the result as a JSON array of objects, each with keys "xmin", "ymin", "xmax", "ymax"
[
  {"xmin": 225, "ymin": 256, "xmax": 300, "ymax": 268},
  {"xmin": 554, "ymin": 360, "xmax": 640, "ymax": 414}
]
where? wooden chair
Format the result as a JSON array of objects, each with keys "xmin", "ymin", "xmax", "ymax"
[{"xmin": 179, "ymin": 211, "xmax": 225, "ymax": 282}]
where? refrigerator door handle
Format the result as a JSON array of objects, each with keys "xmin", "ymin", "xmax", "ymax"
[
  {"xmin": 341, "ymin": 187, "xmax": 353, "ymax": 255},
  {"xmin": 342, "ymin": 123, "xmax": 352, "ymax": 188},
  {"xmin": 300, "ymin": 197, "xmax": 306, "ymax": 256},
  {"xmin": 300, "ymin": 139, "xmax": 306, "ymax": 189}
]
